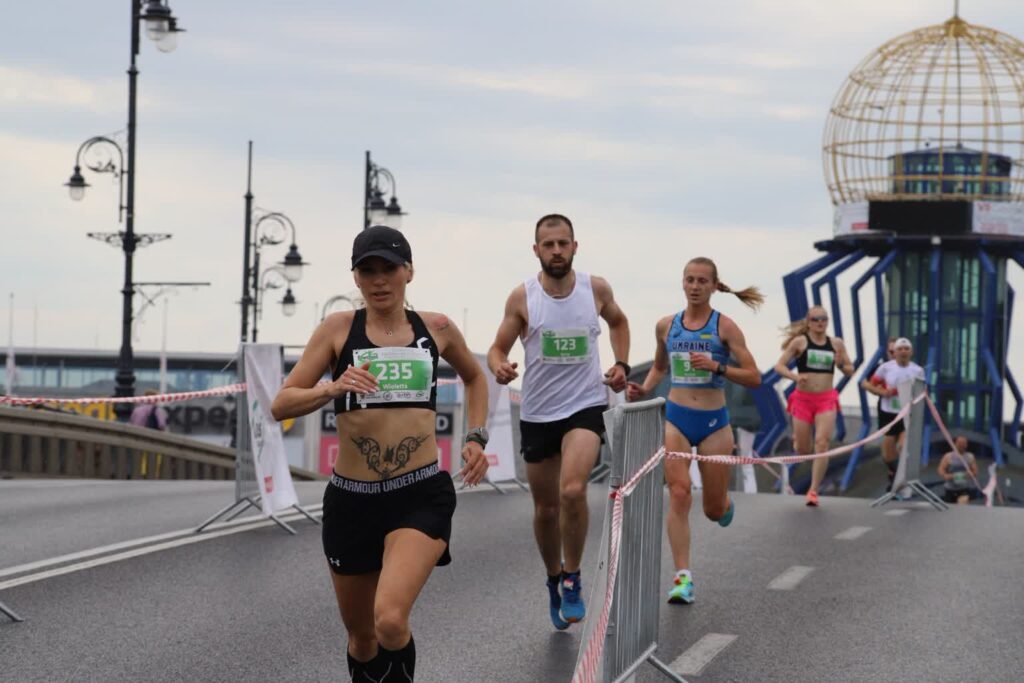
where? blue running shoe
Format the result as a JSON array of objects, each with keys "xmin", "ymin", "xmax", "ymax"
[
  {"xmin": 717, "ymin": 498, "xmax": 735, "ymax": 527},
  {"xmin": 546, "ymin": 577, "xmax": 570, "ymax": 630},
  {"xmin": 560, "ymin": 572, "xmax": 586, "ymax": 623},
  {"xmin": 667, "ymin": 573, "xmax": 695, "ymax": 605}
]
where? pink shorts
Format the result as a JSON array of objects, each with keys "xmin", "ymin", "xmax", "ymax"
[{"xmin": 787, "ymin": 388, "xmax": 839, "ymax": 424}]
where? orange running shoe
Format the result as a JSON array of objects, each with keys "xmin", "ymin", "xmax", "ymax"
[{"xmin": 806, "ymin": 491, "xmax": 819, "ymax": 507}]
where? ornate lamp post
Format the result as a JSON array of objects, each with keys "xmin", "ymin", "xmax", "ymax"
[
  {"xmin": 239, "ymin": 143, "xmax": 309, "ymax": 342},
  {"xmin": 364, "ymin": 151, "xmax": 406, "ymax": 230},
  {"xmin": 245, "ymin": 210, "xmax": 307, "ymax": 343},
  {"xmin": 64, "ymin": 0, "xmax": 185, "ymax": 420}
]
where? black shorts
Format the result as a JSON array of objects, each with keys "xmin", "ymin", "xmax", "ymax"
[
  {"xmin": 520, "ymin": 404, "xmax": 607, "ymax": 464},
  {"xmin": 322, "ymin": 462, "xmax": 456, "ymax": 575},
  {"xmin": 878, "ymin": 408, "xmax": 905, "ymax": 437},
  {"xmin": 942, "ymin": 488, "xmax": 976, "ymax": 503}
]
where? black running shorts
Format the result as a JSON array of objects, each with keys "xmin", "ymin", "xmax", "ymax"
[
  {"xmin": 322, "ymin": 462, "xmax": 456, "ymax": 575},
  {"xmin": 878, "ymin": 408, "xmax": 905, "ymax": 437},
  {"xmin": 520, "ymin": 404, "xmax": 607, "ymax": 464}
]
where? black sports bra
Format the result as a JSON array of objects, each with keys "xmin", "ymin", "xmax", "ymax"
[
  {"xmin": 333, "ymin": 308, "xmax": 439, "ymax": 414},
  {"xmin": 796, "ymin": 334, "xmax": 836, "ymax": 375}
]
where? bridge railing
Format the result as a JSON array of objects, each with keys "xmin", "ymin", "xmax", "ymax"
[{"xmin": 0, "ymin": 405, "xmax": 321, "ymax": 481}]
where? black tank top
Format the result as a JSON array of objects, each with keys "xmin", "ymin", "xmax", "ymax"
[
  {"xmin": 796, "ymin": 334, "xmax": 836, "ymax": 374},
  {"xmin": 333, "ymin": 308, "xmax": 439, "ymax": 414}
]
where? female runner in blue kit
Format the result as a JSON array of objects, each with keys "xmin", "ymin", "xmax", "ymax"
[{"xmin": 628, "ymin": 257, "xmax": 763, "ymax": 605}]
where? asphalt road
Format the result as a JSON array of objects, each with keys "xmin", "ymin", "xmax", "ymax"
[{"xmin": 1, "ymin": 479, "xmax": 1022, "ymax": 682}]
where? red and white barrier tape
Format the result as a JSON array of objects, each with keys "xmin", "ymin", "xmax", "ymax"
[
  {"xmin": 0, "ymin": 376, "xmax": 465, "ymax": 408},
  {"xmin": 0, "ymin": 383, "xmax": 247, "ymax": 406},
  {"xmin": 662, "ymin": 394, "xmax": 923, "ymax": 466}
]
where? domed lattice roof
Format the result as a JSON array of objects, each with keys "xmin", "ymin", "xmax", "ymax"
[{"xmin": 823, "ymin": 13, "xmax": 1024, "ymax": 205}]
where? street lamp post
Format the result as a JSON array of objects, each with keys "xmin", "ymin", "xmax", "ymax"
[
  {"xmin": 363, "ymin": 151, "xmax": 406, "ymax": 230},
  {"xmin": 64, "ymin": 0, "xmax": 185, "ymax": 420},
  {"xmin": 243, "ymin": 209, "xmax": 307, "ymax": 343},
  {"xmin": 238, "ymin": 143, "xmax": 309, "ymax": 342},
  {"xmin": 321, "ymin": 292, "xmax": 364, "ymax": 321},
  {"xmin": 253, "ymin": 267, "xmax": 299, "ymax": 342}
]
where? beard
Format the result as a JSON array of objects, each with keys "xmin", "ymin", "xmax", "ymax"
[{"xmin": 540, "ymin": 254, "xmax": 573, "ymax": 279}]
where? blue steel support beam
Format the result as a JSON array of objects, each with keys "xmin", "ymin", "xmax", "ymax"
[
  {"xmin": 1007, "ymin": 365, "xmax": 1022, "ymax": 446},
  {"xmin": 1008, "ymin": 284, "xmax": 1021, "ymax": 446},
  {"xmin": 921, "ymin": 248, "xmax": 941, "ymax": 466},
  {"xmin": 841, "ymin": 250, "xmax": 900, "ymax": 492},
  {"xmin": 782, "ymin": 252, "xmax": 846, "ymax": 322},
  {"xmin": 979, "ymin": 250, "xmax": 1004, "ymax": 465},
  {"xmin": 1007, "ymin": 251, "xmax": 1024, "ymax": 445}
]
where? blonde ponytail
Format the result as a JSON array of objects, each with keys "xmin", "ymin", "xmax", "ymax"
[
  {"xmin": 779, "ymin": 319, "xmax": 810, "ymax": 350},
  {"xmin": 686, "ymin": 257, "xmax": 765, "ymax": 312}
]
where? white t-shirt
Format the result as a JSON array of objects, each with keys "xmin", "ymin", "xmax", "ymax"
[{"xmin": 873, "ymin": 360, "xmax": 925, "ymax": 413}]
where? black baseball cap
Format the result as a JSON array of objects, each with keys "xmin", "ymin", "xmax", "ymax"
[{"xmin": 351, "ymin": 225, "xmax": 412, "ymax": 269}]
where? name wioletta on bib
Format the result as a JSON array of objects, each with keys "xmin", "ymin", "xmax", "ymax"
[{"xmin": 353, "ymin": 346, "xmax": 434, "ymax": 405}]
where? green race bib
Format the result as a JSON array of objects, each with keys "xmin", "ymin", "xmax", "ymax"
[
  {"xmin": 670, "ymin": 351, "xmax": 712, "ymax": 385},
  {"xmin": 540, "ymin": 328, "xmax": 589, "ymax": 364},
  {"xmin": 353, "ymin": 347, "xmax": 433, "ymax": 405},
  {"xmin": 806, "ymin": 349, "xmax": 834, "ymax": 371}
]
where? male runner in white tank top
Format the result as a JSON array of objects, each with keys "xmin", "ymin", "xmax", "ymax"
[{"xmin": 488, "ymin": 214, "xmax": 630, "ymax": 630}]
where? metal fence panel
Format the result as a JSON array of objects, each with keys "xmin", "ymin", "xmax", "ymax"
[{"xmin": 604, "ymin": 398, "xmax": 667, "ymax": 680}]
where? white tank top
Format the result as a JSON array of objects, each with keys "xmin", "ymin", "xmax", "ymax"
[{"xmin": 520, "ymin": 271, "xmax": 607, "ymax": 422}]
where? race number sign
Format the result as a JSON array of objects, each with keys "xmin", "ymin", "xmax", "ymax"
[
  {"xmin": 541, "ymin": 328, "xmax": 589, "ymax": 364},
  {"xmin": 353, "ymin": 347, "xmax": 433, "ymax": 405},
  {"xmin": 670, "ymin": 351, "xmax": 712, "ymax": 385},
  {"xmin": 805, "ymin": 349, "xmax": 835, "ymax": 372}
]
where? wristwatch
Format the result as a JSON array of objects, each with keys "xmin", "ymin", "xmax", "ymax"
[
  {"xmin": 714, "ymin": 362, "xmax": 728, "ymax": 376},
  {"xmin": 464, "ymin": 426, "xmax": 489, "ymax": 448},
  {"xmin": 614, "ymin": 360, "xmax": 631, "ymax": 375}
]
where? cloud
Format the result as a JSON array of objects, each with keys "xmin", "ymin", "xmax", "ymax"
[{"xmin": 0, "ymin": 65, "xmax": 124, "ymax": 114}]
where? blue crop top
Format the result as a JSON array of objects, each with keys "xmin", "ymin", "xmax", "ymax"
[{"xmin": 665, "ymin": 309, "xmax": 729, "ymax": 389}]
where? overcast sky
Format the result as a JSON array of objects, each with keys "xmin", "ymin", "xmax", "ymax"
[{"xmin": 3, "ymin": 0, "xmax": 1023, "ymax": 405}]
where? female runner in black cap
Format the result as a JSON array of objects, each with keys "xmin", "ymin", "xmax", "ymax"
[{"xmin": 273, "ymin": 225, "xmax": 490, "ymax": 682}]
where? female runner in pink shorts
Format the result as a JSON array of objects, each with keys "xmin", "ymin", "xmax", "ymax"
[{"xmin": 773, "ymin": 306, "xmax": 853, "ymax": 506}]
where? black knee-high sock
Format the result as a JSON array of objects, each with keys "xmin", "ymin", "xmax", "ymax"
[
  {"xmin": 378, "ymin": 634, "xmax": 416, "ymax": 681},
  {"xmin": 347, "ymin": 650, "xmax": 384, "ymax": 682}
]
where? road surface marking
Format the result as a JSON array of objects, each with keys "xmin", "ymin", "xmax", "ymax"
[
  {"xmin": 670, "ymin": 633, "xmax": 737, "ymax": 676},
  {"xmin": 884, "ymin": 509, "xmax": 910, "ymax": 516},
  {"xmin": 0, "ymin": 508, "xmax": 322, "ymax": 591},
  {"xmin": 0, "ymin": 504, "xmax": 324, "ymax": 580},
  {"xmin": 768, "ymin": 565, "xmax": 815, "ymax": 590},
  {"xmin": 0, "ymin": 481, "xmax": 503, "ymax": 586},
  {"xmin": 834, "ymin": 525, "xmax": 872, "ymax": 540}
]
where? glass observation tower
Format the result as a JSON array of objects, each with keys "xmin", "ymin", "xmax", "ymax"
[{"xmin": 753, "ymin": 11, "xmax": 1024, "ymax": 490}]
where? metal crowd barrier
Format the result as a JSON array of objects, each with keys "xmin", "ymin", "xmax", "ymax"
[
  {"xmin": 871, "ymin": 378, "xmax": 948, "ymax": 510},
  {"xmin": 599, "ymin": 398, "xmax": 684, "ymax": 683}
]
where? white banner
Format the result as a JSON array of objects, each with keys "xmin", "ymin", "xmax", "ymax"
[
  {"xmin": 833, "ymin": 201, "xmax": 869, "ymax": 236},
  {"xmin": 484, "ymin": 385, "xmax": 518, "ymax": 483},
  {"xmin": 972, "ymin": 201, "xmax": 1024, "ymax": 237},
  {"xmin": 244, "ymin": 344, "xmax": 299, "ymax": 515},
  {"xmin": 736, "ymin": 428, "xmax": 758, "ymax": 493}
]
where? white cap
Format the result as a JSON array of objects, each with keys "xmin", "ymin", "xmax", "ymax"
[{"xmin": 893, "ymin": 337, "xmax": 913, "ymax": 349}]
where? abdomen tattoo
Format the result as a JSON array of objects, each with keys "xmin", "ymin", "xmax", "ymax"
[{"xmin": 350, "ymin": 435, "xmax": 430, "ymax": 479}]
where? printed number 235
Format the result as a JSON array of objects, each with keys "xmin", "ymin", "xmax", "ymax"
[{"xmin": 377, "ymin": 362, "xmax": 413, "ymax": 380}]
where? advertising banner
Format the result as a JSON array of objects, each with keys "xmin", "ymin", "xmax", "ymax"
[
  {"xmin": 244, "ymin": 344, "xmax": 299, "ymax": 515},
  {"xmin": 972, "ymin": 201, "xmax": 1024, "ymax": 237},
  {"xmin": 484, "ymin": 385, "xmax": 517, "ymax": 483},
  {"xmin": 833, "ymin": 201, "xmax": 869, "ymax": 236}
]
